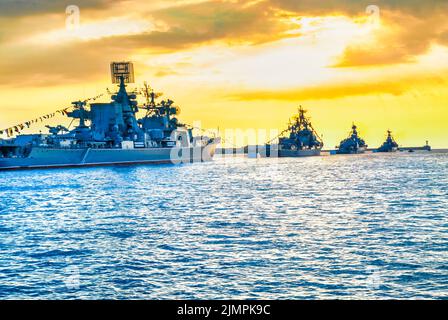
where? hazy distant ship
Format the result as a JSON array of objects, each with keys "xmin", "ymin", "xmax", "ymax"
[
  {"xmin": 376, "ymin": 130, "xmax": 399, "ymax": 153},
  {"xmin": 0, "ymin": 62, "xmax": 220, "ymax": 171},
  {"xmin": 399, "ymin": 141, "xmax": 432, "ymax": 153},
  {"xmin": 335, "ymin": 123, "xmax": 367, "ymax": 154},
  {"xmin": 278, "ymin": 107, "xmax": 323, "ymax": 157}
]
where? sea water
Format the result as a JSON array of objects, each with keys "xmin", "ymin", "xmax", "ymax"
[{"xmin": 0, "ymin": 152, "xmax": 447, "ymax": 299}]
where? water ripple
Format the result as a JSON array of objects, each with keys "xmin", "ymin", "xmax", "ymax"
[{"xmin": 0, "ymin": 152, "xmax": 447, "ymax": 299}]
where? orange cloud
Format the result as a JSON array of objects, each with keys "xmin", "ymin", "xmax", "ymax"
[
  {"xmin": 334, "ymin": 11, "xmax": 448, "ymax": 67},
  {"xmin": 228, "ymin": 75, "xmax": 448, "ymax": 101},
  {"xmin": 0, "ymin": 0, "xmax": 124, "ymax": 17},
  {"xmin": 2, "ymin": 0, "xmax": 448, "ymax": 87}
]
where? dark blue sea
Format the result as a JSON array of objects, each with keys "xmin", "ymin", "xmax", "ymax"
[{"xmin": 0, "ymin": 152, "xmax": 447, "ymax": 299}]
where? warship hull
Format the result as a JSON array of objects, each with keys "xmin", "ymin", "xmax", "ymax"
[
  {"xmin": 278, "ymin": 149, "xmax": 321, "ymax": 157},
  {"xmin": 0, "ymin": 142, "xmax": 219, "ymax": 171},
  {"xmin": 335, "ymin": 147, "xmax": 367, "ymax": 155},
  {"xmin": 374, "ymin": 147, "xmax": 398, "ymax": 153}
]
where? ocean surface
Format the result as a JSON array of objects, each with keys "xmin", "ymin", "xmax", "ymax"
[{"xmin": 0, "ymin": 152, "xmax": 447, "ymax": 299}]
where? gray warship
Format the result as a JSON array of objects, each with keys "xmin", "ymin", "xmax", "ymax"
[
  {"xmin": 375, "ymin": 130, "xmax": 399, "ymax": 153},
  {"xmin": 335, "ymin": 123, "xmax": 368, "ymax": 154},
  {"xmin": 277, "ymin": 107, "xmax": 323, "ymax": 157},
  {"xmin": 0, "ymin": 62, "xmax": 220, "ymax": 171}
]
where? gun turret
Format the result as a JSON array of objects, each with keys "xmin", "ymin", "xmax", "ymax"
[{"xmin": 46, "ymin": 125, "xmax": 69, "ymax": 135}]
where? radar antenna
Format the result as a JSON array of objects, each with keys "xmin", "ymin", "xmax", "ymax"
[
  {"xmin": 110, "ymin": 62, "xmax": 135, "ymax": 84},
  {"xmin": 139, "ymin": 81, "xmax": 164, "ymax": 116}
]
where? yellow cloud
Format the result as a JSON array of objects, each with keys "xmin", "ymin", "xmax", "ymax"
[{"xmin": 1, "ymin": 0, "xmax": 448, "ymax": 147}]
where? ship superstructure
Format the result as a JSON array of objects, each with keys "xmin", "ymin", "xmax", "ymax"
[
  {"xmin": 376, "ymin": 130, "xmax": 399, "ymax": 153},
  {"xmin": 335, "ymin": 123, "xmax": 367, "ymax": 154},
  {"xmin": 0, "ymin": 62, "xmax": 219, "ymax": 170},
  {"xmin": 277, "ymin": 107, "xmax": 323, "ymax": 157}
]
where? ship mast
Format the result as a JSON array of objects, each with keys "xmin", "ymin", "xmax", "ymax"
[
  {"xmin": 298, "ymin": 105, "xmax": 323, "ymax": 144},
  {"xmin": 140, "ymin": 81, "xmax": 164, "ymax": 117}
]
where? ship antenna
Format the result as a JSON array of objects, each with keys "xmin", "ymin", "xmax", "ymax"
[
  {"xmin": 139, "ymin": 81, "xmax": 164, "ymax": 116},
  {"xmin": 143, "ymin": 81, "xmax": 151, "ymax": 106}
]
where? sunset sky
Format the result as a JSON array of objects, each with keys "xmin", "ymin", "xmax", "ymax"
[{"xmin": 0, "ymin": 0, "xmax": 447, "ymax": 148}]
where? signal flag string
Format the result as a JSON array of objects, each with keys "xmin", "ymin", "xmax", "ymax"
[
  {"xmin": 0, "ymin": 108, "xmax": 72, "ymax": 138},
  {"xmin": 0, "ymin": 93, "xmax": 105, "ymax": 138}
]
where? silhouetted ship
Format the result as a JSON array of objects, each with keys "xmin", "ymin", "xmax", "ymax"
[
  {"xmin": 278, "ymin": 107, "xmax": 323, "ymax": 157},
  {"xmin": 335, "ymin": 124, "xmax": 367, "ymax": 154},
  {"xmin": 376, "ymin": 130, "xmax": 398, "ymax": 153},
  {"xmin": 0, "ymin": 62, "xmax": 220, "ymax": 170}
]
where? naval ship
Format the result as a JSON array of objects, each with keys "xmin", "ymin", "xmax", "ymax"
[
  {"xmin": 0, "ymin": 62, "xmax": 220, "ymax": 171},
  {"xmin": 277, "ymin": 106, "xmax": 323, "ymax": 157},
  {"xmin": 375, "ymin": 130, "xmax": 399, "ymax": 153},
  {"xmin": 335, "ymin": 123, "xmax": 368, "ymax": 154}
]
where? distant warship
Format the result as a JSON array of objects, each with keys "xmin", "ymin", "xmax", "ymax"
[
  {"xmin": 0, "ymin": 62, "xmax": 220, "ymax": 170},
  {"xmin": 277, "ymin": 107, "xmax": 323, "ymax": 157},
  {"xmin": 376, "ymin": 130, "xmax": 399, "ymax": 153},
  {"xmin": 335, "ymin": 123, "xmax": 367, "ymax": 154}
]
